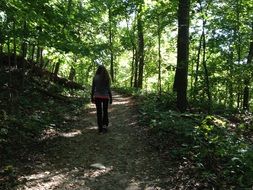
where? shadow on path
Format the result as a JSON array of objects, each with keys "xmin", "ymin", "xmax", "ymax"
[{"xmin": 16, "ymin": 93, "xmax": 174, "ymax": 190}]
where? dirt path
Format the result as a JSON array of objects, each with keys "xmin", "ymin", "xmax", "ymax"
[{"xmin": 17, "ymin": 93, "xmax": 173, "ymax": 190}]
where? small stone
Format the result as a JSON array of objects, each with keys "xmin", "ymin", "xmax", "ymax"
[{"xmin": 90, "ymin": 163, "xmax": 106, "ymax": 170}]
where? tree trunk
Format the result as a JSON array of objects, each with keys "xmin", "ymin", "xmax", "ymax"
[
  {"xmin": 137, "ymin": 3, "xmax": 144, "ymax": 89},
  {"xmin": 36, "ymin": 26, "xmax": 42, "ymax": 66},
  {"xmin": 173, "ymin": 0, "xmax": 190, "ymax": 112},
  {"xmin": 39, "ymin": 48, "xmax": 43, "ymax": 68},
  {"xmin": 108, "ymin": 7, "xmax": 114, "ymax": 83},
  {"xmin": 130, "ymin": 47, "xmax": 135, "ymax": 87},
  {"xmin": 21, "ymin": 21, "xmax": 28, "ymax": 59},
  {"xmin": 134, "ymin": 49, "xmax": 138, "ymax": 88},
  {"xmin": 236, "ymin": 0, "xmax": 242, "ymax": 65},
  {"xmin": 31, "ymin": 44, "xmax": 35, "ymax": 62},
  {"xmin": 242, "ymin": 23, "xmax": 253, "ymax": 110},
  {"xmin": 235, "ymin": 0, "xmax": 242, "ymax": 109},
  {"xmin": 13, "ymin": 20, "xmax": 17, "ymax": 68},
  {"xmin": 0, "ymin": 34, "xmax": 3, "ymax": 67},
  {"xmin": 21, "ymin": 21, "xmax": 27, "ymax": 92},
  {"xmin": 125, "ymin": 13, "xmax": 135, "ymax": 88},
  {"xmin": 237, "ymin": 91, "xmax": 243, "ymax": 108},
  {"xmin": 68, "ymin": 67, "xmax": 76, "ymax": 81},
  {"xmin": 36, "ymin": 46, "xmax": 40, "ymax": 65},
  {"xmin": 54, "ymin": 62, "xmax": 60, "ymax": 81},
  {"xmin": 157, "ymin": 16, "xmax": 162, "ymax": 96},
  {"xmin": 202, "ymin": 25, "xmax": 212, "ymax": 113},
  {"xmin": 193, "ymin": 33, "xmax": 203, "ymax": 101},
  {"xmin": 7, "ymin": 36, "xmax": 13, "ymax": 111},
  {"xmin": 228, "ymin": 49, "xmax": 234, "ymax": 108}
]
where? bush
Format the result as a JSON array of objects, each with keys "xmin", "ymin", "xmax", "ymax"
[
  {"xmin": 139, "ymin": 93, "xmax": 253, "ymax": 188},
  {"xmin": 192, "ymin": 116, "xmax": 253, "ymax": 187}
]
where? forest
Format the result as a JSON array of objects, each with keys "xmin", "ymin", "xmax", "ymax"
[{"xmin": 0, "ymin": 0, "xmax": 253, "ymax": 189}]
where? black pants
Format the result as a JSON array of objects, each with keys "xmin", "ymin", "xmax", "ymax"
[{"xmin": 95, "ymin": 98, "xmax": 109, "ymax": 132}]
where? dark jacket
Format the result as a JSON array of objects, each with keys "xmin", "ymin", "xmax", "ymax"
[{"xmin": 91, "ymin": 75, "xmax": 112, "ymax": 100}]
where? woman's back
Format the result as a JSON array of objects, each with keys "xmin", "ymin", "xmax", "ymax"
[{"xmin": 93, "ymin": 75, "xmax": 110, "ymax": 97}]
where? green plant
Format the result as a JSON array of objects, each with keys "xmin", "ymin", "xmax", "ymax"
[{"xmin": 193, "ymin": 116, "xmax": 253, "ymax": 188}]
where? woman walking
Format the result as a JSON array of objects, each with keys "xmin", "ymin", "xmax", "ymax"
[{"xmin": 91, "ymin": 65, "xmax": 112, "ymax": 134}]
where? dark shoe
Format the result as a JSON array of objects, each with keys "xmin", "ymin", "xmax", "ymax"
[{"xmin": 98, "ymin": 127, "xmax": 103, "ymax": 134}]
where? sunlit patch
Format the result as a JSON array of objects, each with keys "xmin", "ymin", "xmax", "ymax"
[
  {"xmin": 40, "ymin": 127, "xmax": 58, "ymax": 140},
  {"xmin": 113, "ymin": 100, "xmax": 130, "ymax": 105},
  {"xmin": 41, "ymin": 128, "xmax": 82, "ymax": 140},
  {"xmin": 89, "ymin": 110, "xmax": 97, "ymax": 114},
  {"xmin": 128, "ymin": 121, "xmax": 137, "ymax": 126},
  {"xmin": 18, "ymin": 164, "xmax": 114, "ymax": 190},
  {"xmin": 18, "ymin": 171, "xmax": 67, "ymax": 190},
  {"xmin": 84, "ymin": 166, "xmax": 113, "ymax": 178},
  {"xmin": 125, "ymin": 180, "xmax": 141, "ymax": 190},
  {"xmin": 84, "ymin": 126, "xmax": 97, "ymax": 130},
  {"xmin": 18, "ymin": 165, "xmax": 114, "ymax": 189},
  {"xmin": 112, "ymin": 94, "xmax": 122, "ymax": 98},
  {"xmin": 59, "ymin": 130, "xmax": 82, "ymax": 137}
]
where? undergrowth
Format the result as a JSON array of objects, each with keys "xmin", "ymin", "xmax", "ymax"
[
  {"xmin": 0, "ymin": 73, "xmax": 89, "ymax": 189},
  {"xmin": 138, "ymin": 93, "xmax": 253, "ymax": 189}
]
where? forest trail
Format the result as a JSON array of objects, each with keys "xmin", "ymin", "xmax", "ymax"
[{"xmin": 17, "ymin": 93, "xmax": 173, "ymax": 190}]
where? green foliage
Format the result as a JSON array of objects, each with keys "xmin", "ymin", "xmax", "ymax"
[
  {"xmin": 113, "ymin": 86, "xmax": 143, "ymax": 96},
  {"xmin": 1, "ymin": 0, "xmax": 252, "ymax": 112},
  {"xmin": 192, "ymin": 116, "xmax": 252, "ymax": 187},
  {"xmin": 0, "ymin": 71, "xmax": 89, "ymax": 164},
  {"xmin": 139, "ymin": 92, "xmax": 196, "ymax": 152},
  {"xmin": 0, "ymin": 110, "xmax": 8, "ymax": 145},
  {"xmin": 140, "ymin": 93, "xmax": 253, "ymax": 188},
  {"xmin": 0, "ymin": 165, "xmax": 18, "ymax": 190}
]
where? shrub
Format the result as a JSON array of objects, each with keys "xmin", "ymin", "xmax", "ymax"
[{"xmin": 139, "ymin": 93, "xmax": 253, "ymax": 188}]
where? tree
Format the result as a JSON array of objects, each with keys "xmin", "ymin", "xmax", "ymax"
[
  {"xmin": 145, "ymin": 0, "xmax": 175, "ymax": 95},
  {"xmin": 173, "ymin": 0, "xmax": 191, "ymax": 112},
  {"xmin": 242, "ymin": 23, "xmax": 253, "ymax": 110},
  {"xmin": 137, "ymin": 1, "xmax": 144, "ymax": 89}
]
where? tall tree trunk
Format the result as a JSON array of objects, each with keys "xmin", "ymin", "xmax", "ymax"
[
  {"xmin": 137, "ymin": 2, "xmax": 144, "ymax": 89},
  {"xmin": 134, "ymin": 48, "xmax": 139, "ymax": 88},
  {"xmin": 235, "ymin": 0, "xmax": 242, "ymax": 109},
  {"xmin": 125, "ymin": 14, "xmax": 135, "ymax": 88},
  {"xmin": 173, "ymin": 0, "xmax": 190, "ymax": 112},
  {"xmin": 157, "ymin": 16, "xmax": 162, "ymax": 96},
  {"xmin": 21, "ymin": 21, "xmax": 27, "ymax": 91},
  {"xmin": 242, "ymin": 23, "xmax": 253, "ymax": 110},
  {"xmin": 108, "ymin": 7, "xmax": 114, "ymax": 83},
  {"xmin": 7, "ymin": 36, "xmax": 13, "ymax": 111},
  {"xmin": 236, "ymin": 0, "xmax": 242, "ymax": 65},
  {"xmin": 228, "ymin": 49, "xmax": 234, "ymax": 108},
  {"xmin": 202, "ymin": 23, "xmax": 212, "ymax": 113},
  {"xmin": 237, "ymin": 92, "xmax": 243, "ymax": 108},
  {"xmin": 130, "ymin": 47, "xmax": 135, "ymax": 87},
  {"xmin": 193, "ymin": 33, "xmax": 203, "ymax": 101},
  {"xmin": 36, "ymin": 26, "xmax": 42, "ymax": 66},
  {"xmin": 21, "ymin": 21, "xmax": 28, "ymax": 59},
  {"xmin": 198, "ymin": 0, "xmax": 212, "ymax": 112},
  {"xmin": 13, "ymin": 20, "xmax": 17, "ymax": 68},
  {"xmin": 0, "ymin": 33, "xmax": 3, "ymax": 67},
  {"xmin": 36, "ymin": 46, "xmax": 40, "ymax": 65},
  {"xmin": 54, "ymin": 62, "xmax": 60, "ymax": 81},
  {"xmin": 31, "ymin": 44, "xmax": 35, "ymax": 62},
  {"xmin": 39, "ymin": 48, "xmax": 43, "ymax": 68},
  {"xmin": 68, "ymin": 67, "xmax": 76, "ymax": 81}
]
